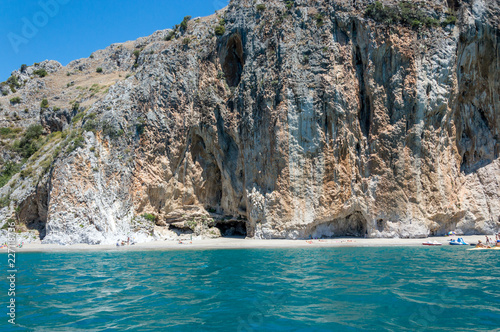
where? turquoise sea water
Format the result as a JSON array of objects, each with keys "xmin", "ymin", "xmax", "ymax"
[{"xmin": 1, "ymin": 246, "xmax": 499, "ymax": 331}]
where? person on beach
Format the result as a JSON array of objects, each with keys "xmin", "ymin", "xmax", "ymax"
[{"xmin": 476, "ymin": 240, "xmax": 491, "ymax": 249}]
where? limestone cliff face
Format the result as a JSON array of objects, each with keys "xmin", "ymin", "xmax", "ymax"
[{"xmin": 0, "ymin": 0, "xmax": 498, "ymax": 244}]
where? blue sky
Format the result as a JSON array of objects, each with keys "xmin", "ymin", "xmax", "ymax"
[{"xmin": 0, "ymin": 0, "xmax": 229, "ymax": 81}]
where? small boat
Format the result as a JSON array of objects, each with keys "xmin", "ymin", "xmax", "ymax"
[
  {"xmin": 423, "ymin": 241, "xmax": 442, "ymax": 246},
  {"xmin": 449, "ymin": 238, "xmax": 469, "ymax": 245}
]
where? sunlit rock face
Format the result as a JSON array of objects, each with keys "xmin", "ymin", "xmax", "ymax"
[{"xmin": 1, "ymin": 0, "xmax": 498, "ymax": 244}]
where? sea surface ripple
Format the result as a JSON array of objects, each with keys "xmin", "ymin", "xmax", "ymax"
[{"xmin": 1, "ymin": 246, "xmax": 499, "ymax": 331}]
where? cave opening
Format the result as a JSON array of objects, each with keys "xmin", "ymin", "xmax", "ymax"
[
  {"xmin": 446, "ymin": 0, "xmax": 460, "ymax": 11},
  {"xmin": 376, "ymin": 219, "xmax": 384, "ymax": 232},
  {"xmin": 18, "ymin": 190, "xmax": 48, "ymax": 240},
  {"xmin": 214, "ymin": 220, "xmax": 247, "ymax": 237},
  {"xmin": 221, "ymin": 33, "xmax": 244, "ymax": 87},
  {"xmin": 168, "ymin": 224, "xmax": 194, "ymax": 236},
  {"xmin": 309, "ymin": 212, "xmax": 367, "ymax": 239}
]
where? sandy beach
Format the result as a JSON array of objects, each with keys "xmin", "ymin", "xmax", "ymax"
[{"xmin": 4, "ymin": 235, "xmax": 497, "ymax": 252}]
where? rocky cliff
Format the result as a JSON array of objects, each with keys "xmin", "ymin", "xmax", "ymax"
[{"xmin": 0, "ymin": 0, "xmax": 498, "ymax": 244}]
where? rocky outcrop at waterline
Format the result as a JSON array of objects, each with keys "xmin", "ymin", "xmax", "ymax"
[{"xmin": 0, "ymin": 0, "xmax": 498, "ymax": 244}]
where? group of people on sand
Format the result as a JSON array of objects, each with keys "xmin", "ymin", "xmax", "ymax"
[
  {"xmin": 116, "ymin": 237, "xmax": 135, "ymax": 247},
  {"xmin": 476, "ymin": 233, "xmax": 500, "ymax": 248}
]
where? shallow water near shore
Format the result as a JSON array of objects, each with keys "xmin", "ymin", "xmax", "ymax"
[{"xmin": 1, "ymin": 246, "xmax": 499, "ymax": 331}]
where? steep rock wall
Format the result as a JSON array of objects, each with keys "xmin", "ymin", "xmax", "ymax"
[{"xmin": 2, "ymin": 0, "xmax": 497, "ymax": 244}]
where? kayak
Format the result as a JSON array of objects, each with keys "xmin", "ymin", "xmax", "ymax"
[
  {"xmin": 467, "ymin": 247, "xmax": 500, "ymax": 251},
  {"xmin": 423, "ymin": 241, "xmax": 442, "ymax": 246}
]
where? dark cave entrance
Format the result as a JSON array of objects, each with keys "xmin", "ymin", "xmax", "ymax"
[
  {"xmin": 376, "ymin": 219, "xmax": 385, "ymax": 232},
  {"xmin": 191, "ymin": 134, "xmax": 223, "ymax": 213},
  {"xmin": 446, "ymin": 0, "xmax": 460, "ymax": 11},
  {"xmin": 168, "ymin": 224, "xmax": 194, "ymax": 236},
  {"xmin": 214, "ymin": 220, "xmax": 247, "ymax": 237},
  {"xmin": 309, "ymin": 212, "xmax": 367, "ymax": 238},
  {"xmin": 17, "ymin": 189, "xmax": 49, "ymax": 240},
  {"xmin": 221, "ymin": 33, "xmax": 244, "ymax": 87}
]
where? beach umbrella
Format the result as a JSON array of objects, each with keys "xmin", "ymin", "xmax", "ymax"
[{"xmin": 448, "ymin": 231, "xmax": 456, "ymax": 235}]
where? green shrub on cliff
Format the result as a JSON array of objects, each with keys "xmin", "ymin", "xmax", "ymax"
[
  {"xmin": 365, "ymin": 1, "xmax": 397, "ymax": 24},
  {"xmin": 0, "ymin": 127, "xmax": 13, "ymax": 136},
  {"xmin": 0, "ymin": 127, "xmax": 22, "ymax": 139},
  {"xmin": 13, "ymin": 124, "xmax": 44, "ymax": 159},
  {"xmin": 72, "ymin": 102, "xmax": 80, "ymax": 112},
  {"xmin": 25, "ymin": 124, "xmax": 43, "ymax": 141},
  {"xmin": 365, "ymin": 1, "xmax": 439, "ymax": 29},
  {"xmin": 142, "ymin": 213, "xmax": 156, "ymax": 222},
  {"xmin": 135, "ymin": 118, "xmax": 146, "ymax": 135},
  {"xmin": 10, "ymin": 97, "xmax": 21, "ymax": 105},
  {"xmin": 83, "ymin": 119, "xmax": 96, "ymax": 133},
  {"xmin": 442, "ymin": 14, "xmax": 456, "ymax": 26},
  {"xmin": 0, "ymin": 162, "xmax": 21, "ymax": 188},
  {"xmin": 66, "ymin": 133, "xmax": 85, "ymax": 154},
  {"xmin": 73, "ymin": 135, "xmax": 85, "ymax": 149},
  {"xmin": 180, "ymin": 16, "xmax": 191, "ymax": 30},
  {"xmin": 132, "ymin": 48, "xmax": 143, "ymax": 68},
  {"xmin": 215, "ymin": 24, "xmax": 225, "ymax": 36},
  {"xmin": 7, "ymin": 75, "xmax": 21, "ymax": 90},
  {"xmin": 102, "ymin": 123, "xmax": 124, "ymax": 139},
  {"xmin": 186, "ymin": 218, "xmax": 197, "ymax": 230},
  {"xmin": 72, "ymin": 111, "xmax": 85, "ymax": 124},
  {"xmin": 40, "ymin": 99, "xmax": 49, "ymax": 109},
  {"xmin": 33, "ymin": 69, "xmax": 48, "ymax": 77},
  {"xmin": 214, "ymin": 17, "xmax": 226, "ymax": 36},
  {"xmin": 20, "ymin": 167, "xmax": 34, "ymax": 179},
  {"xmin": 165, "ymin": 30, "xmax": 175, "ymax": 41},
  {"xmin": 315, "ymin": 13, "xmax": 324, "ymax": 27},
  {"xmin": 0, "ymin": 197, "xmax": 10, "ymax": 209}
]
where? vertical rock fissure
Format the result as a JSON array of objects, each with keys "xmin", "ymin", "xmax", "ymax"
[
  {"xmin": 190, "ymin": 134, "xmax": 223, "ymax": 213},
  {"xmin": 355, "ymin": 46, "xmax": 370, "ymax": 138}
]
